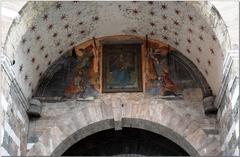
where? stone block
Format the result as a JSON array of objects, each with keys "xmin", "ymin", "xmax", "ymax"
[
  {"xmin": 26, "ymin": 93, "xmax": 222, "ymax": 156},
  {"xmin": 81, "ymin": 106, "xmax": 95, "ymax": 124},
  {"xmin": 27, "ymin": 135, "xmax": 39, "ymax": 143},
  {"xmin": 182, "ymin": 121, "xmax": 200, "ymax": 138},
  {"xmin": 27, "ymin": 142, "xmax": 47, "ymax": 156},
  {"xmin": 2, "ymin": 131, "xmax": 18, "ymax": 156},
  {"xmin": 203, "ymin": 96, "xmax": 218, "ymax": 114},
  {"xmin": 99, "ymin": 101, "xmax": 113, "ymax": 120},
  {"xmin": 158, "ymin": 106, "xmax": 174, "ymax": 126},
  {"xmin": 199, "ymin": 138, "xmax": 220, "ymax": 156},
  {"xmin": 167, "ymin": 114, "xmax": 185, "ymax": 135},
  {"xmin": 72, "ymin": 110, "xmax": 87, "ymax": 129},
  {"xmin": 29, "ymin": 99, "xmax": 41, "ymax": 106},
  {"xmin": 121, "ymin": 103, "xmax": 132, "ymax": 119},
  {"xmin": 186, "ymin": 128, "xmax": 208, "ymax": 150},
  {"xmin": 183, "ymin": 88, "xmax": 203, "ymax": 102},
  {"xmin": 27, "ymin": 99, "xmax": 42, "ymax": 118},
  {"xmin": 114, "ymin": 121, "xmax": 122, "ymax": 130}
]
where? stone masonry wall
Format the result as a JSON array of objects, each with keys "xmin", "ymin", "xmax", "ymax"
[
  {"xmin": 27, "ymin": 91, "xmax": 220, "ymax": 156},
  {"xmin": 215, "ymin": 50, "xmax": 239, "ymax": 156},
  {"xmin": 0, "ymin": 55, "xmax": 29, "ymax": 156}
]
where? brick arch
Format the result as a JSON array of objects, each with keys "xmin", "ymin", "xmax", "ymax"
[{"xmin": 27, "ymin": 95, "xmax": 220, "ymax": 156}]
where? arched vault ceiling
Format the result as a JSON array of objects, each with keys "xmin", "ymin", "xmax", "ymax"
[{"xmin": 4, "ymin": 1, "xmax": 230, "ymax": 97}]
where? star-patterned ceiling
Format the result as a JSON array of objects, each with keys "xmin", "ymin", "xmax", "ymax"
[{"xmin": 4, "ymin": 1, "xmax": 230, "ymax": 97}]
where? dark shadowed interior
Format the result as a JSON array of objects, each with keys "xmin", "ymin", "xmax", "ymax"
[{"xmin": 62, "ymin": 128, "xmax": 189, "ymax": 156}]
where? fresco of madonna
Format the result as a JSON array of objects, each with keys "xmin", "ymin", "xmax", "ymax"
[{"xmin": 102, "ymin": 44, "xmax": 142, "ymax": 92}]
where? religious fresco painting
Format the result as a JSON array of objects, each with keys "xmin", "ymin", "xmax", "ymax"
[
  {"xmin": 64, "ymin": 45, "xmax": 99, "ymax": 98},
  {"xmin": 145, "ymin": 46, "xmax": 177, "ymax": 96},
  {"xmin": 35, "ymin": 37, "xmax": 197, "ymax": 100},
  {"xmin": 102, "ymin": 44, "xmax": 142, "ymax": 92},
  {"xmin": 152, "ymin": 47, "xmax": 177, "ymax": 95}
]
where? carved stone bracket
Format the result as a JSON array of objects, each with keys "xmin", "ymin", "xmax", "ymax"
[
  {"xmin": 27, "ymin": 99, "xmax": 42, "ymax": 118},
  {"xmin": 203, "ymin": 96, "xmax": 217, "ymax": 114}
]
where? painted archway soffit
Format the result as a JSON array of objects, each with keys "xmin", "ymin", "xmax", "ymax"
[{"xmin": 3, "ymin": 1, "xmax": 230, "ymax": 97}]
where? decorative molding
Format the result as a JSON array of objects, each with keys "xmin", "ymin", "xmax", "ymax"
[{"xmin": 170, "ymin": 51, "xmax": 213, "ymax": 98}]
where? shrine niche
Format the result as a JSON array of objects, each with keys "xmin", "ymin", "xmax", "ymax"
[
  {"xmin": 34, "ymin": 35, "xmax": 212, "ymax": 101},
  {"xmin": 102, "ymin": 44, "xmax": 142, "ymax": 92}
]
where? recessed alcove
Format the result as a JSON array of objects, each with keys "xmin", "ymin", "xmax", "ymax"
[
  {"xmin": 34, "ymin": 35, "xmax": 212, "ymax": 101},
  {"xmin": 62, "ymin": 128, "xmax": 189, "ymax": 156}
]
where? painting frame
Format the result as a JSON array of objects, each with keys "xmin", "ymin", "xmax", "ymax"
[{"xmin": 102, "ymin": 43, "xmax": 143, "ymax": 93}]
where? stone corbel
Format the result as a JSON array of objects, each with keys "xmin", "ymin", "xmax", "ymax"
[
  {"xmin": 27, "ymin": 99, "xmax": 42, "ymax": 118},
  {"xmin": 203, "ymin": 96, "xmax": 218, "ymax": 114}
]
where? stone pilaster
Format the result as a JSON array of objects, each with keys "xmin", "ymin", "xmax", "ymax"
[
  {"xmin": 214, "ymin": 50, "xmax": 239, "ymax": 156},
  {"xmin": 1, "ymin": 53, "xmax": 30, "ymax": 155}
]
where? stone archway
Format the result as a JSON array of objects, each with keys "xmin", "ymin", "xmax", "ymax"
[
  {"xmin": 27, "ymin": 93, "xmax": 220, "ymax": 156},
  {"xmin": 53, "ymin": 119, "xmax": 196, "ymax": 156},
  {"xmin": 62, "ymin": 127, "xmax": 190, "ymax": 156}
]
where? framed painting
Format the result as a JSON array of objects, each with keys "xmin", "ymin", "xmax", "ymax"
[{"xmin": 102, "ymin": 43, "xmax": 143, "ymax": 92}]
